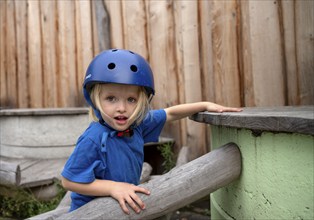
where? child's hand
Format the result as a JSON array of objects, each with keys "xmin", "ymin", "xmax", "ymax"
[
  {"xmin": 206, "ymin": 102, "xmax": 242, "ymax": 113},
  {"xmin": 109, "ymin": 182, "xmax": 150, "ymax": 215}
]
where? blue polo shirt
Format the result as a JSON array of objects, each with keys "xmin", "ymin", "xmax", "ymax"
[{"xmin": 61, "ymin": 109, "xmax": 166, "ymax": 211}]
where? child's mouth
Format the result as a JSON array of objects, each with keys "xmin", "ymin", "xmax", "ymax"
[{"xmin": 114, "ymin": 116, "xmax": 128, "ymax": 125}]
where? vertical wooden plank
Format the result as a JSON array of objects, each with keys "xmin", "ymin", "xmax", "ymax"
[
  {"xmin": 239, "ymin": 0, "xmax": 255, "ymax": 106},
  {"xmin": 93, "ymin": 0, "xmax": 110, "ymax": 52},
  {"xmin": 199, "ymin": 0, "xmax": 215, "ymax": 103},
  {"xmin": 40, "ymin": 0, "xmax": 58, "ymax": 108},
  {"xmin": 105, "ymin": 0, "xmax": 124, "ymax": 48},
  {"xmin": 91, "ymin": 1, "xmax": 100, "ymax": 55},
  {"xmin": 173, "ymin": 0, "xmax": 187, "ymax": 147},
  {"xmin": 28, "ymin": 0, "xmax": 43, "ymax": 108},
  {"xmin": 0, "ymin": 0, "xmax": 7, "ymax": 107},
  {"xmin": 280, "ymin": 0, "xmax": 299, "ymax": 105},
  {"xmin": 246, "ymin": 0, "xmax": 285, "ymax": 106},
  {"xmin": 121, "ymin": 0, "xmax": 148, "ymax": 58},
  {"xmin": 75, "ymin": 0, "xmax": 93, "ymax": 106},
  {"xmin": 145, "ymin": 0, "xmax": 182, "ymax": 153},
  {"xmin": 15, "ymin": 0, "xmax": 29, "ymax": 108},
  {"xmin": 174, "ymin": 0, "xmax": 206, "ymax": 159},
  {"xmin": 198, "ymin": 0, "xmax": 215, "ymax": 152},
  {"xmin": 295, "ymin": 0, "xmax": 314, "ymax": 105},
  {"xmin": 57, "ymin": 0, "xmax": 77, "ymax": 107},
  {"xmin": 6, "ymin": 0, "xmax": 18, "ymax": 108},
  {"xmin": 211, "ymin": 0, "xmax": 241, "ymax": 107}
]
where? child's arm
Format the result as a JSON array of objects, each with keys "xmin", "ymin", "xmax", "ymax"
[
  {"xmin": 165, "ymin": 102, "xmax": 242, "ymax": 122},
  {"xmin": 61, "ymin": 177, "xmax": 150, "ymax": 215}
]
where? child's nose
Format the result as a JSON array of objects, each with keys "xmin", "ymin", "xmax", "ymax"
[{"xmin": 117, "ymin": 101, "xmax": 126, "ymax": 112}]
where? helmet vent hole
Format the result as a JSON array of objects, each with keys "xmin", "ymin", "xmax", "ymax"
[
  {"xmin": 108, "ymin": 63, "xmax": 116, "ymax": 70},
  {"xmin": 112, "ymin": 49, "xmax": 118, "ymax": 52},
  {"xmin": 130, "ymin": 65, "xmax": 138, "ymax": 72},
  {"xmin": 129, "ymin": 51, "xmax": 134, "ymax": 54}
]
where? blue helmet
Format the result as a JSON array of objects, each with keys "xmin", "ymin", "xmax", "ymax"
[{"xmin": 83, "ymin": 49, "xmax": 155, "ymax": 117}]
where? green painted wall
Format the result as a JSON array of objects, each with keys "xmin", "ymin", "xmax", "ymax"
[{"xmin": 210, "ymin": 126, "xmax": 314, "ymax": 220}]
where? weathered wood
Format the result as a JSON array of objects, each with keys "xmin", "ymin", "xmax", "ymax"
[
  {"xmin": 15, "ymin": 0, "xmax": 28, "ymax": 108},
  {"xmin": 145, "ymin": 0, "xmax": 182, "ymax": 153},
  {"xmin": 104, "ymin": 0, "xmax": 124, "ymax": 48},
  {"xmin": 57, "ymin": 0, "xmax": 77, "ymax": 107},
  {"xmin": 28, "ymin": 162, "xmax": 156, "ymax": 220},
  {"xmin": 0, "ymin": 107, "xmax": 89, "ymax": 116},
  {"xmin": 211, "ymin": 0, "xmax": 241, "ymax": 107},
  {"xmin": 28, "ymin": 0, "xmax": 43, "ymax": 108},
  {"xmin": 174, "ymin": 0, "xmax": 206, "ymax": 159},
  {"xmin": 0, "ymin": 156, "xmax": 66, "ymax": 188},
  {"xmin": 0, "ymin": 0, "xmax": 7, "ymax": 107},
  {"xmin": 28, "ymin": 207, "xmax": 69, "ymax": 220},
  {"xmin": 140, "ymin": 162, "xmax": 152, "ymax": 183},
  {"xmin": 121, "ymin": 0, "xmax": 148, "ymax": 57},
  {"xmin": 295, "ymin": 0, "xmax": 314, "ymax": 105},
  {"xmin": 6, "ymin": 0, "xmax": 18, "ymax": 107},
  {"xmin": 40, "ymin": 0, "xmax": 58, "ymax": 108},
  {"xmin": 54, "ymin": 143, "xmax": 241, "ymax": 220},
  {"xmin": 175, "ymin": 146, "xmax": 190, "ymax": 167},
  {"xmin": 242, "ymin": 0, "xmax": 285, "ymax": 106},
  {"xmin": 75, "ymin": 0, "xmax": 93, "ymax": 106},
  {"xmin": 190, "ymin": 106, "xmax": 314, "ymax": 135},
  {"xmin": 0, "ymin": 160, "xmax": 20, "ymax": 186},
  {"xmin": 93, "ymin": 0, "xmax": 110, "ymax": 52}
]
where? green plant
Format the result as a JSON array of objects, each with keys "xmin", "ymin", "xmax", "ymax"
[
  {"xmin": 157, "ymin": 142, "xmax": 176, "ymax": 173},
  {"xmin": 0, "ymin": 181, "xmax": 66, "ymax": 219}
]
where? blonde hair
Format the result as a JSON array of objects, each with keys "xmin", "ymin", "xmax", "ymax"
[{"xmin": 89, "ymin": 84, "xmax": 150, "ymax": 126}]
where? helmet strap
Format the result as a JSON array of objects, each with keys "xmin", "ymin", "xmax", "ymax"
[{"xmin": 148, "ymin": 94, "xmax": 154, "ymax": 103}]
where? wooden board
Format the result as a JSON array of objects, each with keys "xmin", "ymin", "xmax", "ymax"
[
  {"xmin": 104, "ymin": 0, "xmax": 124, "ymax": 48},
  {"xmin": 6, "ymin": 0, "xmax": 18, "ymax": 107},
  {"xmin": 0, "ymin": 0, "xmax": 7, "ymax": 107},
  {"xmin": 211, "ymin": 0, "xmax": 241, "ymax": 107},
  {"xmin": 75, "ymin": 0, "xmax": 93, "ymax": 106},
  {"xmin": 0, "ymin": 156, "xmax": 67, "ymax": 188},
  {"xmin": 40, "ymin": 0, "xmax": 58, "ymax": 108},
  {"xmin": 190, "ymin": 106, "xmax": 314, "ymax": 135},
  {"xmin": 15, "ymin": 0, "xmax": 29, "ymax": 108},
  {"xmin": 57, "ymin": 1, "xmax": 77, "ymax": 107},
  {"xmin": 145, "ymin": 0, "xmax": 182, "ymax": 153},
  {"xmin": 28, "ymin": 0, "xmax": 43, "ymax": 108}
]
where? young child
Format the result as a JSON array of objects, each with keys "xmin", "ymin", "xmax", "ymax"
[{"xmin": 61, "ymin": 49, "xmax": 241, "ymax": 214}]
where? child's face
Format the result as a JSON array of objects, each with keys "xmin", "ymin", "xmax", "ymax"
[{"xmin": 99, "ymin": 83, "xmax": 139, "ymax": 131}]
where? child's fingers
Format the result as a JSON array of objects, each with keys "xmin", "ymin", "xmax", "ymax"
[
  {"xmin": 133, "ymin": 185, "xmax": 151, "ymax": 195},
  {"xmin": 125, "ymin": 196, "xmax": 141, "ymax": 213},
  {"xmin": 130, "ymin": 192, "xmax": 146, "ymax": 210},
  {"xmin": 118, "ymin": 198, "xmax": 130, "ymax": 215}
]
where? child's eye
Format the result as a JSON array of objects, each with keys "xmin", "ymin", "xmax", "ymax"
[
  {"xmin": 106, "ymin": 96, "xmax": 117, "ymax": 102},
  {"xmin": 128, "ymin": 97, "xmax": 137, "ymax": 103}
]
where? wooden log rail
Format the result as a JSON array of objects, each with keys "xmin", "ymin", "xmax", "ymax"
[{"xmin": 29, "ymin": 142, "xmax": 241, "ymax": 220}]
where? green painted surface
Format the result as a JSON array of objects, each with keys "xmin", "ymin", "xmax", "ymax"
[{"xmin": 210, "ymin": 126, "xmax": 314, "ymax": 220}]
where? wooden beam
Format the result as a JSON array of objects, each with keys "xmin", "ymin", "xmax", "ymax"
[
  {"xmin": 54, "ymin": 143, "xmax": 241, "ymax": 220},
  {"xmin": 0, "ymin": 161, "xmax": 20, "ymax": 186}
]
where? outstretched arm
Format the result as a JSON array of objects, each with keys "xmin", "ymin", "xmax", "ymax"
[
  {"xmin": 165, "ymin": 102, "xmax": 242, "ymax": 122},
  {"xmin": 61, "ymin": 177, "xmax": 150, "ymax": 215}
]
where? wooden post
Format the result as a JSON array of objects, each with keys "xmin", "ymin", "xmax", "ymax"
[
  {"xmin": 53, "ymin": 143, "xmax": 241, "ymax": 220},
  {"xmin": 0, "ymin": 161, "xmax": 21, "ymax": 186}
]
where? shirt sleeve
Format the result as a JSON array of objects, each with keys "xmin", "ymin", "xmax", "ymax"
[
  {"xmin": 61, "ymin": 137, "xmax": 105, "ymax": 183},
  {"xmin": 141, "ymin": 109, "xmax": 167, "ymax": 143}
]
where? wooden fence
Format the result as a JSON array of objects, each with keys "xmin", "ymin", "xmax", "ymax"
[{"xmin": 1, "ymin": 0, "xmax": 313, "ymax": 158}]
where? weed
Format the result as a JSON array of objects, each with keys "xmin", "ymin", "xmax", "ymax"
[
  {"xmin": 0, "ymin": 181, "xmax": 66, "ymax": 219},
  {"xmin": 157, "ymin": 142, "xmax": 176, "ymax": 173}
]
